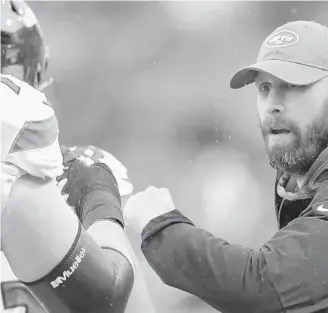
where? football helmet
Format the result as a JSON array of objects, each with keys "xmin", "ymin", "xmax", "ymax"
[{"xmin": 1, "ymin": 0, "xmax": 52, "ymax": 90}]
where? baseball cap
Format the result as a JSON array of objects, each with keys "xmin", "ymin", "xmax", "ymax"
[{"xmin": 230, "ymin": 21, "xmax": 328, "ymax": 89}]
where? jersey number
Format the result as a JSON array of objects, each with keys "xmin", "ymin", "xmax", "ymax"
[{"xmin": 1, "ymin": 281, "xmax": 47, "ymax": 313}]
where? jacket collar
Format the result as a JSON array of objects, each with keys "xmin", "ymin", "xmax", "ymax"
[{"xmin": 276, "ymin": 147, "xmax": 328, "ymax": 201}]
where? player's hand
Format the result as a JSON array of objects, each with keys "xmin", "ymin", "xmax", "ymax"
[
  {"xmin": 57, "ymin": 145, "xmax": 133, "ymax": 203},
  {"xmin": 57, "ymin": 153, "xmax": 121, "ymax": 219},
  {"xmin": 123, "ymin": 186, "xmax": 176, "ymax": 233}
]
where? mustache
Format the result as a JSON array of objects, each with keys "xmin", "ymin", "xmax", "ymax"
[{"xmin": 260, "ymin": 118, "xmax": 300, "ymax": 136}]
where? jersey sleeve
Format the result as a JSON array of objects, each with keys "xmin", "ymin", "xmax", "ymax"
[
  {"xmin": 1, "ymin": 74, "xmax": 63, "ymax": 211},
  {"xmin": 1, "ymin": 74, "xmax": 63, "ymax": 178}
]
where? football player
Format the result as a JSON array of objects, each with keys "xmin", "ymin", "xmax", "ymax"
[
  {"xmin": 1, "ymin": 2, "xmax": 155, "ymax": 311},
  {"xmin": 1, "ymin": 74, "xmax": 135, "ymax": 312}
]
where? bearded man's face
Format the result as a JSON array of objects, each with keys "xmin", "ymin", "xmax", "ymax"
[{"xmin": 256, "ymin": 73, "xmax": 328, "ymax": 175}]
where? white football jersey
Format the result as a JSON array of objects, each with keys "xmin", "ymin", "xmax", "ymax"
[{"xmin": 0, "ymin": 74, "xmax": 63, "ymax": 213}]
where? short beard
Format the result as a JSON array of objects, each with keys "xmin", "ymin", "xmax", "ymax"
[{"xmin": 261, "ymin": 105, "xmax": 328, "ymax": 176}]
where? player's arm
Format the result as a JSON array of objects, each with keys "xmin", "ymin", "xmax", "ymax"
[
  {"xmin": 60, "ymin": 154, "xmax": 138, "ymax": 310},
  {"xmin": 2, "ymin": 174, "xmax": 134, "ymax": 313},
  {"xmin": 57, "ymin": 145, "xmax": 137, "ymax": 267},
  {"xmin": 58, "ymin": 145, "xmax": 156, "ymax": 312}
]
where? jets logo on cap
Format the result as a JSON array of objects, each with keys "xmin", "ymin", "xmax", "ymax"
[{"xmin": 265, "ymin": 30, "xmax": 299, "ymax": 48}]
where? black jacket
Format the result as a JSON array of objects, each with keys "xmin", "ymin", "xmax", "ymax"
[{"xmin": 141, "ymin": 148, "xmax": 328, "ymax": 313}]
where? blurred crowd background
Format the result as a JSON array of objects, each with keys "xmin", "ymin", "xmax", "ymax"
[{"xmin": 28, "ymin": 2, "xmax": 328, "ymax": 312}]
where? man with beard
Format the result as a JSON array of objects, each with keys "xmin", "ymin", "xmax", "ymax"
[{"xmin": 123, "ymin": 21, "xmax": 328, "ymax": 312}]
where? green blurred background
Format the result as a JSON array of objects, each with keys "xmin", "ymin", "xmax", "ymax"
[{"xmin": 27, "ymin": 2, "xmax": 328, "ymax": 312}]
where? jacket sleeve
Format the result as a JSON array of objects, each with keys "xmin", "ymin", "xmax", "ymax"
[
  {"xmin": 140, "ymin": 209, "xmax": 328, "ymax": 313},
  {"xmin": 140, "ymin": 210, "xmax": 281, "ymax": 313}
]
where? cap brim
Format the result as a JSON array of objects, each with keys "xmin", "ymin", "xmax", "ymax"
[{"xmin": 230, "ymin": 60, "xmax": 328, "ymax": 89}]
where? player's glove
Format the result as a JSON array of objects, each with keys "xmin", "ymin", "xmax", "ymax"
[
  {"xmin": 57, "ymin": 145, "xmax": 133, "ymax": 229},
  {"xmin": 59, "ymin": 145, "xmax": 133, "ymax": 197}
]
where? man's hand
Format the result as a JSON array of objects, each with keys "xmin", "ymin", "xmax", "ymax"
[{"xmin": 124, "ymin": 187, "xmax": 176, "ymax": 233}]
